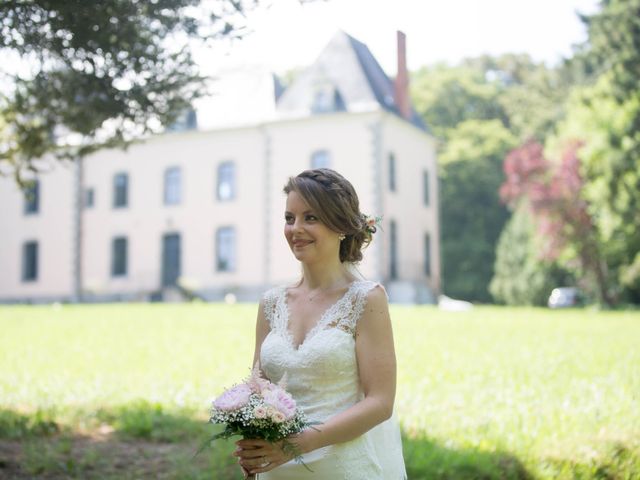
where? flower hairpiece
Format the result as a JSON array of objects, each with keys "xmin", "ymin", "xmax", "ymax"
[{"xmin": 363, "ymin": 214, "xmax": 383, "ymax": 233}]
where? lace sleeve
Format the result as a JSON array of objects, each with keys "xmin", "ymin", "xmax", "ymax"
[
  {"xmin": 261, "ymin": 287, "xmax": 281, "ymax": 330},
  {"xmin": 335, "ymin": 280, "xmax": 382, "ymax": 336}
]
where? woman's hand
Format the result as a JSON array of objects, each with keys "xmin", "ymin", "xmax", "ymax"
[{"xmin": 234, "ymin": 438, "xmax": 294, "ymax": 476}]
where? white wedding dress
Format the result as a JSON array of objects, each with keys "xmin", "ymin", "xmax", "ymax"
[{"xmin": 259, "ymin": 280, "xmax": 406, "ymax": 479}]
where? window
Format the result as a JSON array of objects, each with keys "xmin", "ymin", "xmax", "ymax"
[
  {"xmin": 388, "ymin": 153, "xmax": 396, "ymax": 192},
  {"xmin": 311, "ymin": 86, "xmax": 345, "ymax": 114},
  {"xmin": 216, "ymin": 227, "xmax": 236, "ymax": 272},
  {"xmin": 22, "ymin": 241, "xmax": 38, "ymax": 282},
  {"xmin": 84, "ymin": 188, "xmax": 95, "ymax": 208},
  {"xmin": 24, "ymin": 180, "xmax": 39, "ymax": 214},
  {"xmin": 166, "ymin": 108, "xmax": 198, "ymax": 132},
  {"xmin": 424, "ymin": 233, "xmax": 431, "ymax": 277},
  {"xmin": 217, "ymin": 162, "xmax": 235, "ymax": 201},
  {"xmin": 111, "ymin": 237, "xmax": 128, "ymax": 277},
  {"xmin": 390, "ymin": 220, "xmax": 398, "ymax": 280},
  {"xmin": 312, "ymin": 89, "xmax": 332, "ymax": 113},
  {"xmin": 311, "ymin": 150, "xmax": 331, "ymax": 169},
  {"xmin": 164, "ymin": 167, "xmax": 182, "ymax": 205},
  {"xmin": 423, "ymin": 170, "xmax": 430, "ymax": 206},
  {"xmin": 113, "ymin": 172, "xmax": 128, "ymax": 208}
]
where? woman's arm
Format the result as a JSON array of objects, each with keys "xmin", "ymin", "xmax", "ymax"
[
  {"xmin": 251, "ymin": 298, "xmax": 270, "ymax": 368},
  {"xmin": 237, "ymin": 285, "xmax": 397, "ymax": 474}
]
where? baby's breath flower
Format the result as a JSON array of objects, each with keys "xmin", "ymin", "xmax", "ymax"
[{"xmin": 202, "ymin": 368, "xmax": 317, "ymax": 471}]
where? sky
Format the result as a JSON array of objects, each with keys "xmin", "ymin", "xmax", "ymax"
[{"xmin": 198, "ymin": 0, "xmax": 601, "ymax": 77}]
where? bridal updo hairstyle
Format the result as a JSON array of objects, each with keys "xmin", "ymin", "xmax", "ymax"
[{"xmin": 283, "ymin": 168, "xmax": 376, "ymax": 263}]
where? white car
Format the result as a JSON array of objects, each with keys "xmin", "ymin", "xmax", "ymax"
[{"xmin": 548, "ymin": 287, "xmax": 581, "ymax": 308}]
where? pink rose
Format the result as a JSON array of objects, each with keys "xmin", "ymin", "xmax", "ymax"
[
  {"xmin": 271, "ymin": 411, "xmax": 286, "ymax": 423},
  {"xmin": 263, "ymin": 387, "xmax": 297, "ymax": 420},
  {"xmin": 213, "ymin": 384, "xmax": 252, "ymax": 411},
  {"xmin": 253, "ymin": 406, "xmax": 267, "ymax": 419}
]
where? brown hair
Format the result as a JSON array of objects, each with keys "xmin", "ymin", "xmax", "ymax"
[{"xmin": 283, "ymin": 168, "xmax": 375, "ymax": 263}]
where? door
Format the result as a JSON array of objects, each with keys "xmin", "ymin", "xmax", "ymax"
[{"xmin": 161, "ymin": 233, "xmax": 181, "ymax": 287}]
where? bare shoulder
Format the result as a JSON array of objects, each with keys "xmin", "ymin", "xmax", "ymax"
[
  {"xmin": 357, "ymin": 283, "xmax": 391, "ymax": 332},
  {"xmin": 356, "ymin": 283, "xmax": 396, "ymax": 361},
  {"xmin": 363, "ymin": 282, "xmax": 389, "ymax": 310}
]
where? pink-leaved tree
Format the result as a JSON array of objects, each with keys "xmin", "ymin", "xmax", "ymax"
[{"xmin": 500, "ymin": 140, "xmax": 613, "ymax": 305}]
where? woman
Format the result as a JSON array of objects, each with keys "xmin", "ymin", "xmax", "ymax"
[{"xmin": 234, "ymin": 168, "xmax": 406, "ymax": 479}]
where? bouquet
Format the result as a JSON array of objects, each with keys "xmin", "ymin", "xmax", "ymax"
[{"xmin": 199, "ymin": 365, "xmax": 315, "ymax": 478}]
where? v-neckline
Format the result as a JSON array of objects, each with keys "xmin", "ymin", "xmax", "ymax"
[{"xmin": 282, "ymin": 281, "xmax": 359, "ymax": 351}]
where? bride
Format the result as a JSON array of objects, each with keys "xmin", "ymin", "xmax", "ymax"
[{"xmin": 234, "ymin": 168, "xmax": 406, "ymax": 479}]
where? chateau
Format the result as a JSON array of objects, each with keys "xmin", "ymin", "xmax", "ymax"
[{"xmin": 0, "ymin": 31, "xmax": 440, "ymax": 303}]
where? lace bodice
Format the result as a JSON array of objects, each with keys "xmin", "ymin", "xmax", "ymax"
[
  {"xmin": 260, "ymin": 280, "xmax": 378, "ymax": 423},
  {"xmin": 259, "ymin": 280, "xmax": 406, "ymax": 479}
]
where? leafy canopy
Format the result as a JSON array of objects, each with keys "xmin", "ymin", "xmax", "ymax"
[
  {"xmin": 0, "ymin": 0, "xmax": 258, "ymax": 182},
  {"xmin": 438, "ymin": 120, "xmax": 516, "ymax": 302}
]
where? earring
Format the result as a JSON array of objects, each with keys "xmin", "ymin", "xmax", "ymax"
[{"xmin": 338, "ymin": 234, "xmax": 346, "ymax": 241}]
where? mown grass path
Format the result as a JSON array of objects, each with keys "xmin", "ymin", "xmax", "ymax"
[{"xmin": 1, "ymin": 304, "xmax": 639, "ymax": 479}]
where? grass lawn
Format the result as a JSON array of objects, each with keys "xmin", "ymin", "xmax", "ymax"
[{"xmin": 0, "ymin": 303, "xmax": 639, "ymax": 479}]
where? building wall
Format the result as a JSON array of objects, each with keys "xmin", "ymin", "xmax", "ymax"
[
  {"xmin": 379, "ymin": 112, "xmax": 441, "ymax": 297},
  {"xmin": 0, "ymin": 111, "xmax": 440, "ymax": 303},
  {"xmin": 81, "ymin": 127, "xmax": 267, "ymax": 300},
  {"xmin": 0, "ymin": 160, "xmax": 75, "ymax": 301}
]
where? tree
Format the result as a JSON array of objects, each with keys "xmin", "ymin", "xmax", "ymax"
[
  {"xmin": 499, "ymin": 140, "xmax": 614, "ymax": 305},
  {"xmin": 559, "ymin": 0, "xmax": 640, "ymax": 303},
  {"xmin": 489, "ymin": 203, "xmax": 573, "ymax": 306},
  {"xmin": 410, "ymin": 59, "xmax": 545, "ymax": 302},
  {"xmin": 553, "ymin": 74, "xmax": 640, "ymax": 303},
  {"xmin": 464, "ymin": 54, "xmax": 572, "ymax": 140},
  {"xmin": 439, "ymin": 119, "xmax": 516, "ymax": 302},
  {"xmin": 410, "ymin": 55, "xmax": 586, "ymax": 303},
  {"xmin": 583, "ymin": 0, "xmax": 640, "ymax": 103},
  {"xmin": 0, "ymin": 0, "xmax": 259, "ymax": 183},
  {"xmin": 411, "ymin": 64, "xmax": 507, "ymax": 140}
]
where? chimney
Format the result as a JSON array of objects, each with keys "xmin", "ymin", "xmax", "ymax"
[{"xmin": 394, "ymin": 30, "xmax": 411, "ymax": 120}]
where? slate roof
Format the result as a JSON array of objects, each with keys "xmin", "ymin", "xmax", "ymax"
[{"xmin": 276, "ymin": 31, "xmax": 427, "ymax": 131}]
